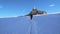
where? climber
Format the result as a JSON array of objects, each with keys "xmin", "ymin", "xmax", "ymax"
[{"xmin": 29, "ymin": 14, "xmax": 33, "ymax": 20}]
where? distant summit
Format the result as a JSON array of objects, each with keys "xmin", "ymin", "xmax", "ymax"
[{"xmin": 26, "ymin": 8, "xmax": 47, "ymax": 16}]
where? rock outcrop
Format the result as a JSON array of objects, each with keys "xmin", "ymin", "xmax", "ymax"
[{"xmin": 26, "ymin": 8, "xmax": 47, "ymax": 16}]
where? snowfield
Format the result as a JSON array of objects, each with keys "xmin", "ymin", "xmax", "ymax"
[{"xmin": 0, "ymin": 14, "xmax": 60, "ymax": 34}]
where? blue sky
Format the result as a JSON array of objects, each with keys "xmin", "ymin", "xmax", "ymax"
[{"xmin": 0, "ymin": 0, "xmax": 60, "ymax": 18}]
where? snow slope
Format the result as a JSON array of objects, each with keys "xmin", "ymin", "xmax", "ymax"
[{"xmin": 0, "ymin": 14, "xmax": 60, "ymax": 34}]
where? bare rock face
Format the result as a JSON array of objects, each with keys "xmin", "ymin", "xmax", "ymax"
[
  {"xmin": 26, "ymin": 8, "xmax": 47, "ymax": 16},
  {"xmin": 29, "ymin": 8, "xmax": 38, "ymax": 15}
]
